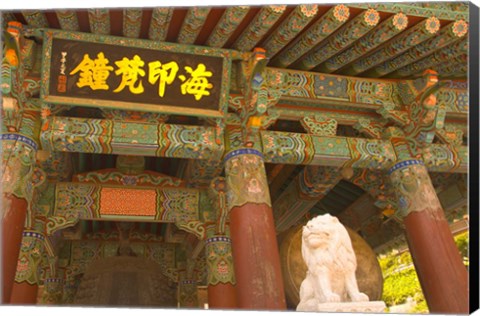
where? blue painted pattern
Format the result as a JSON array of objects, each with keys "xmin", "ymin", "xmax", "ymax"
[
  {"xmin": 1, "ymin": 133, "xmax": 38, "ymax": 150},
  {"xmin": 224, "ymin": 148, "xmax": 264, "ymax": 162},
  {"xmin": 388, "ymin": 159, "xmax": 424, "ymax": 174},
  {"xmin": 205, "ymin": 236, "xmax": 231, "ymax": 244}
]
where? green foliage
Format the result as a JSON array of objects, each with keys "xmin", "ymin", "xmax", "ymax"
[
  {"xmin": 454, "ymin": 231, "xmax": 469, "ymax": 266},
  {"xmin": 378, "ymin": 230, "xmax": 469, "ymax": 314}
]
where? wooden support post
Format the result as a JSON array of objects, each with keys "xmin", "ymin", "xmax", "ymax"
[
  {"xmin": 205, "ymin": 178, "xmax": 237, "ymax": 309},
  {"xmin": 224, "ymin": 148, "xmax": 286, "ymax": 310},
  {"xmin": 9, "ymin": 230, "xmax": 45, "ymax": 305},
  {"xmin": 1, "ymin": 196, "xmax": 28, "ymax": 303},
  {"xmin": 389, "ymin": 160, "xmax": 468, "ymax": 313},
  {"xmin": 205, "ymin": 237, "xmax": 237, "ymax": 309}
]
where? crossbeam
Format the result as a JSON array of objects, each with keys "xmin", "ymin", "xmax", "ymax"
[
  {"xmin": 40, "ymin": 116, "xmax": 224, "ymax": 160},
  {"xmin": 47, "ymin": 182, "xmax": 206, "ymax": 239},
  {"xmin": 261, "ymin": 130, "xmax": 468, "ymax": 173}
]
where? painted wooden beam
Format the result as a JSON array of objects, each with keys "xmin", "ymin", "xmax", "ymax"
[
  {"xmin": 348, "ymin": 3, "xmax": 468, "ymax": 21},
  {"xmin": 435, "ymin": 60, "xmax": 468, "ymax": 78},
  {"xmin": 40, "ymin": 116, "xmax": 224, "ymax": 160},
  {"xmin": 177, "ymin": 7, "xmax": 211, "ymax": 44},
  {"xmin": 206, "ymin": 6, "xmax": 250, "ymax": 48},
  {"xmin": 1, "ymin": 13, "xmax": 16, "ymax": 29},
  {"xmin": 341, "ymin": 17, "xmax": 441, "ymax": 76},
  {"xmin": 48, "ymin": 182, "xmax": 204, "ymax": 238},
  {"xmin": 182, "ymin": 159, "xmax": 223, "ymax": 187},
  {"xmin": 387, "ymin": 39, "xmax": 468, "ymax": 78},
  {"xmin": 148, "ymin": 7, "xmax": 174, "ymax": 41},
  {"xmin": 273, "ymin": 166, "xmax": 343, "ymax": 232},
  {"xmin": 364, "ymin": 20, "xmax": 468, "ymax": 77},
  {"xmin": 269, "ymin": 164, "xmax": 298, "ymax": 201},
  {"xmin": 123, "ymin": 8, "xmax": 143, "ymax": 38},
  {"xmin": 270, "ymin": 4, "xmax": 350, "ymax": 68},
  {"xmin": 88, "ymin": 9, "xmax": 111, "ymax": 35},
  {"xmin": 261, "ymin": 130, "xmax": 467, "ymax": 173},
  {"xmin": 316, "ymin": 12, "xmax": 409, "ymax": 74},
  {"xmin": 293, "ymin": 9, "xmax": 381, "ymax": 71},
  {"xmin": 260, "ymin": 4, "xmax": 318, "ymax": 58},
  {"xmin": 21, "ymin": 11, "xmax": 48, "ymax": 27},
  {"xmin": 264, "ymin": 68, "xmax": 402, "ymax": 109},
  {"xmin": 232, "ymin": 5, "xmax": 287, "ymax": 52},
  {"xmin": 261, "ymin": 130, "xmax": 397, "ymax": 169},
  {"xmin": 55, "ymin": 10, "xmax": 80, "ymax": 31}
]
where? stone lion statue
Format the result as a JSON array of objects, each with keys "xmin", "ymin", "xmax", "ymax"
[{"xmin": 297, "ymin": 214, "xmax": 369, "ymax": 311}]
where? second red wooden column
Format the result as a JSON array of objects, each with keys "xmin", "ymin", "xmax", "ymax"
[{"xmin": 224, "ymin": 148, "xmax": 286, "ymax": 310}]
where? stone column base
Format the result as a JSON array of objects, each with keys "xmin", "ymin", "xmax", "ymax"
[{"xmin": 298, "ymin": 301, "xmax": 386, "ymax": 313}]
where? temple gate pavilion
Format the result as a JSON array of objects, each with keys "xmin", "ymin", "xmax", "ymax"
[{"xmin": 1, "ymin": 2, "xmax": 476, "ymax": 313}]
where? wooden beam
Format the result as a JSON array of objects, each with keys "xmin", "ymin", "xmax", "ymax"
[
  {"xmin": 149, "ymin": 8, "xmax": 174, "ymax": 41},
  {"xmin": 293, "ymin": 8, "xmax": 381, "ymax": 70},
  {"xmin": 387, "ymin": 38, "xmax": 468, "ymax": 78},
  {"xmin": 55, "ymin": 10, "xmax": 80, "ymax": 31},
  {"xmin": 40, "ymin": 116, "xmax": 224, "ymax": 160},
  {"xmin": 261, "ymin": 4, "xmax": 318, "ymax": 58},
  {"xmin": 270, "ymin": 4, "xmax": 349, "ymax": 68},
  {"xmin": 48, "ymin": 182, "xmax": 203, "ymax": 236},
  {"xmin": 232, "ymin": 5, "xmax": 286, "ymax": 52},
  {"xmin": 261, "ymin": 130, "xmax": 468, "ymax": 173},
  {"xmin": 316, "ymin": 12, "xmax": 408, "ymax": 73},
  {"xmin": 177, "ymin": 7, "xmax": 211, "ymax": 44},
  {"xmin": 21, "ymin": 11, "xmax": 48, "ymax": 27},
  {"xmin": 348, "ymin": 3, "xmax": 468, "ymax": 21},
  {"xmin": 88, "ymin": 9, "xmax": 110, "ymax": 35},
  {"xmin": 363, "ymin": 20, "xmax": 468, "ymax": 77},
  {"xmin": 341, "ymin": 17, "xmax": 441, "ymax": 76},
  {"xmin": 206, "ymin": 6, "xmax": 250, "ymax": 48},
  {"xmin": 123, "ymin": 8, "xmax": 142, "ymax": 38},
  {"xmin": 273, "ymin": 166, "xmax": 343, "ymax": 232}
]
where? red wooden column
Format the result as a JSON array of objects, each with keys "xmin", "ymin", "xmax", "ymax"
[
  {"xmin": 224, "ymin": 148, "xmax": 286, "ymax": 310},
  {"xmin": 9, "ymin": 230, "xmax": 45, "ymax": 304},
  {"xmin": 389, "ymin": 160, "xmax": 468, "ymax": 313},
  {"xmin": 1, "ymin": 195, "xmax": 28, "ymax": 303}
]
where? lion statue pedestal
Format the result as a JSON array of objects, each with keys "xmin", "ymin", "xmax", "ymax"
[{"xmin": 296, "ymin": 214, "xmax": 386, "ymax": 313}]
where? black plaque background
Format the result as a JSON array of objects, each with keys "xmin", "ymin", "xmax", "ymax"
[{"xmin": 48, "ymin": 38, "xmax": 224, "ymax": 111}]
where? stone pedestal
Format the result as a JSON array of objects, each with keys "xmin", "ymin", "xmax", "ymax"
[{"xmin": 298, "ymin": 301, "xmax": 386, "ymax": 313}]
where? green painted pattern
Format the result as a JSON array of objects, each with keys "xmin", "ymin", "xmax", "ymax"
[
  {"xmin": 273, "ymin": 166, "xmax": 342, "ymax": 232},
  {"xmin": 366, "ymin": 20, "xmax": 468, "ymax": 77},
  {"xmin": 177, "ymin": 7, "xmax": 211, "ymax": 44},
  {"xmin": 389, "ymin": 38, "xmax": 468, "ymax": 78},
  {"xmin": 435, "ymin": 59, "xmax": 468, "ymax": 78},
  {"xmin": 87, "ymin": 9, "xmax": 110, "ymax": 35},
  {"xmin": 318, "ymin": 12, "xmax": 408, "ymax": 73},
  {"xmin": 21, "ymin": 10, "xmax": 48, "ymax": 27},
  {"xmin": 149, "ymin": 7, "xmax": 174, "ymax": 41},
  {"xmin": 295, "ymin": 9, "xmax": 381, "ymax": 71},
  {"xmin": 56, "ymin": 10, "xmax": 80, "ymax": 31},
  {"xmin": 232, "ymin": 5, "xmax": 286, "ymax": 52},
  {"xmin": 206, "ymin": 6, "xmax": 250, "ymax": 48},
  {"xmin": 342, "ymin": 17, "xmax": 441, "ymax": 76},
  {"xmin": 348, "ymin": 3, "xmax": 468, "ymax": 21},
  {"xmin": 40, "ymin": 116, "xmax": 223, "ymax": 160},
  {"xmin": 261, "ymin": 4, "xmax": 318, "ymax": 58},
  {"xmin": 1, "ymin": 13, "xmax": 16, "ymax": 29},
  {"xmin": 270, "ymin": 4, "xmax": 349, "ymax": 68},
  {"xmin": 123, "ymin": 8, "xmax": 143, "ymax": 38}
]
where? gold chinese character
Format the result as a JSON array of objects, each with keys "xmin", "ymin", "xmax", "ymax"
[
  {"xmin": 70, "ymin": 52, "xmax": 113, "ymax": 90},
  {"xmin": 178, "ymin": 63, "xmax": 213, "ymax": 101},
  {"xmin": 113, "ymin": 55, "xmax": 145, "ymax": 94},
  {"xmin": 148, "ymin": 61, "xmax": 179, "ymax": 97}
]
